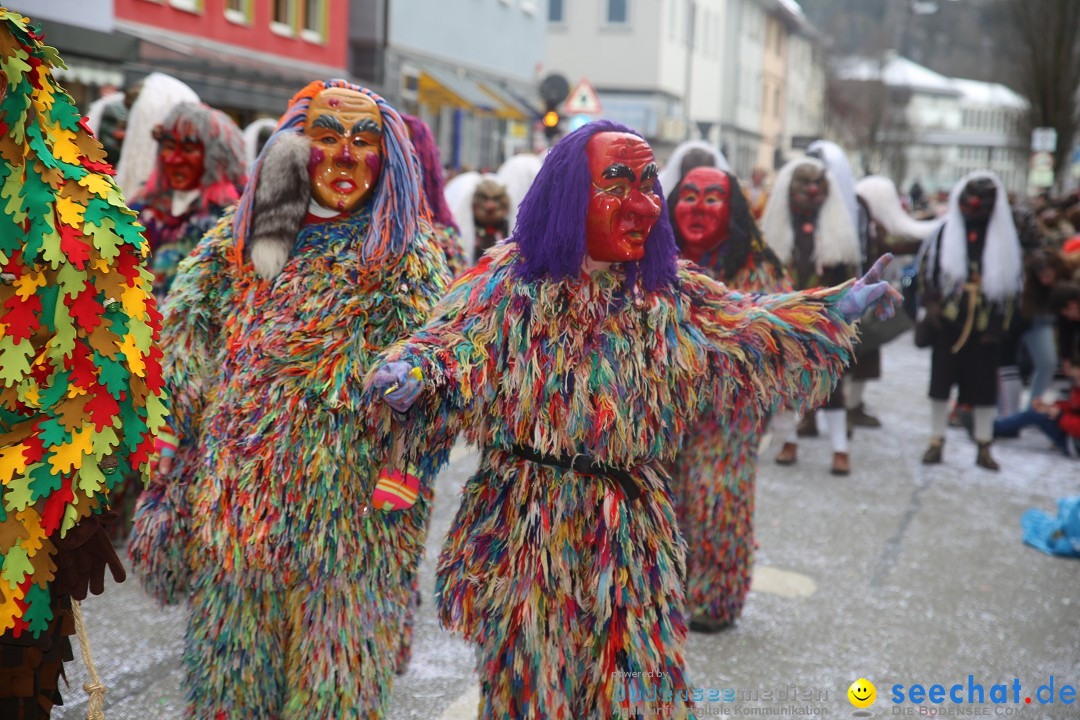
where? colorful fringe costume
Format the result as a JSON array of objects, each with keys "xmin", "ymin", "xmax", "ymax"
[
  {"xmin": 138, "ymin": 81, "xmax": 450, "ymax": 719},
  {"xmin": 373, "ymin": 121, "xmax": 859, "ymax": 719},
  {"xmin": 401, "ymin": 114, "xmax": 467, "ymax": 278},
  {"xmin": 380, "ymin": 245, "xmax": 853, "ymax": 718},
  {"xmin": 667, "ymin": 171, "xmax": 794, "ymax": 629},
  {"xmin": 0, "ymin": 10, "xmax": 166, "ymax": 717}
]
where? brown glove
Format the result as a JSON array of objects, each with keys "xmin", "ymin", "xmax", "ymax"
[{"xmin": 51, "ymin": 511, "xmax": 126, "ymax": 601}]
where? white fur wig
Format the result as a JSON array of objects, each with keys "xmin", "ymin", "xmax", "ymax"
[
  {"xmin": 930, "ymin": 170, "xmax": 1021, "ymax": 303},
  {"xmin": 445, "ymin": 170, "xmax": 505, "ymax": 265},
  {"xmin": 658, "ymin": 139, "xmax": 732, "ymax": 198},
  {"xmin": 114, "ymin": 73, "xmax": 200, "ymax": 198},
  {"xmin": 242, "ymin": 117, "xmax": 279, "ymax": 168},
  {"xmin": 86, "ymin": 91, "xmax": 125, "ymax": 137},
  {"xmin": 496, "ymin": 153, "xmax": 543, "ymax": 233},
  {"xmin": 807, "ymin": 140, "xmax": 859, "ymax": 236},
  {"xmin": 855, "ymin": 175, "xmax": 940, "ymax": 241},
  {"xmin": 761, "ymin": 157, "xmax": 860, "ymax": 268}
]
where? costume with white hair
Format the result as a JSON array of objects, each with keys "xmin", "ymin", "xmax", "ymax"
[
  {"xmin": 445, "ymin": 171, "xmax": 509, "ymax": 264},
  {"xmin": 762, "ymin": 156, "xmax": 861, "ymax": 472},
  {"xmin": 114, "ymin": 73, "xmax": 200, "ymax": 199},
  {"xmin": 806, "ymin": 140, "xmax": 861, "ymax": 249},
  {"xmin": 496, "ymin": 153, "xmax": 542, "ymax": 231},
  {"xmin": 242, "ymin": 117, "xmax": 279, "ymax": 168},
  {"xmin": 658, "ymin": 139, "xmax": 731, "ymax": 199},
  {"xmin": 855, "ymin": 175, "xmax": 939, "ymax": 243},
  {"xmin": 761, "ymin": 157, "xmax": 860, "ymax": 278},
  {"xmin": 919, "ymin": 171, "xmax": 1021, "ymax": 469}
]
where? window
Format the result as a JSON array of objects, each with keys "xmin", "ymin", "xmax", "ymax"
[
  {"xmin": 169, "ymin": 0, "xmax": 202, "ymax": 11},
  {"xmin": 273, "ymin": 0, "xmax": 293, "ymax": 31},
  {"xmin": 225, "ymin": 0, "xmax": 251, "ymax": 24},
  {"xmin": 549, "ymin": 0, "xmax": 564, "ymax": 23},
  {"xmin": 607, "ymin": 0, "xmax": 629, "ymax": 24},
  {"xmin": 302, "ymin": 0, "xmax": 324, "ymax": 37}
]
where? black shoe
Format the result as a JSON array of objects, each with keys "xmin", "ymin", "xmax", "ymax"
[{"xmin": 689, "ymin": 615, "xmax": 734, "ymax": 633}]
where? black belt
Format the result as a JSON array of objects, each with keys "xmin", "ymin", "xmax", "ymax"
[{"xmin": 508, "ymin": 444, "xmax": 641, "ymax": 501}]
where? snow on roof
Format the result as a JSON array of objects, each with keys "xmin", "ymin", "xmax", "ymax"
[
  {"xmin": 836, "ymin": 55, "xmax": 1028, "ymax": 109},
  {"xmin": 836, "ymin": 54, "xmax": 958, "ymax": 95},
  {"xmin": 777, "ymin": 0, "xmax": 805, "ymax": 17},
  {"xmin": 951, "ymin": 77, "xmax": 1029, "ymax": 109}
]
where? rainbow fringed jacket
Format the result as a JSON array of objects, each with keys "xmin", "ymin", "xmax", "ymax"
[
  {"xmin": 0, "ymin": 10, "xmax": 167, "ymax": 637},
  {"xmin": 372, "ymin": 243, "xmax": 856, "ymax": 716}
]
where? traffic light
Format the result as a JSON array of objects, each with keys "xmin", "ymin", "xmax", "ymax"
[{"xmin": 543, "ymin": 104, "xmax": 562, "ymax": 141}]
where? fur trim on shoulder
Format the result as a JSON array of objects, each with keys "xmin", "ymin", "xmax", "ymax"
[{"xmin": 247, "ymin": 133, "xmax": 311, "ymax": 279}]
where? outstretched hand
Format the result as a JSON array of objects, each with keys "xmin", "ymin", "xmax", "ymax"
[
  {"xmin": 370, "ymin": 361, "xmax": 424, "ymax": 413},
  {"xmin": 838, "ymin": 254, "xmax": 904, "ymax": 324}
]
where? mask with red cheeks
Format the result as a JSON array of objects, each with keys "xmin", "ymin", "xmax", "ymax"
[
  {"xmin": 304, "ymin": 88, "xmax": 383, "ymax": 213},
  {"xmin": 585, "ymin": 132, "xmax": 663, "ymax": 263},
  {"xmin": 154, "ymin": 125, "xmax": 205, "ymax": 192},
  {"xmin": 674, "ymin": 167, "xmax": 731, "ymax": 262},
  {"xmin": 959, "ymin": 178, "xmax": 996, "ymax": 224}
]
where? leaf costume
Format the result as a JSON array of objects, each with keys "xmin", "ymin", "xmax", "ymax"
[{"xmin": 0, "ymin": 9, "xmax": 166, "ymax": 717}]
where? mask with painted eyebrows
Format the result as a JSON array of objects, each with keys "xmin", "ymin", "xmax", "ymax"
[
  {"xmin": 304, "ymin": 88, "xmax": 383, "ymax": 212},
  {"xmin": 584, "ymin": 131, "xmax": 663, "ymax": 263}
]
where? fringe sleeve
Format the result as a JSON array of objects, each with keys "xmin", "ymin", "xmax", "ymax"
[
  {"xmin": 158, "ymin": 218, "xmax": 235, "ymax": 444},
  {"xmin": 683, "ymin": 266, "xmax": 857, "ymax": 424},
  {"xmin": 369, "ymin": 249, "xmax": 510, "ymax": 459}
]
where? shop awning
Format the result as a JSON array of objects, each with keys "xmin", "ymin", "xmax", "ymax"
[
  {"xmin": 418, "ymin": 67, "xmax": 498, "ymax": 114},
  {"xmin": 52, "ymin": 57, "xmax": 125, "ymax": 89},
  {"xmin": 479, "ymin": 83, "xmax": 532, "ymax": 121}
]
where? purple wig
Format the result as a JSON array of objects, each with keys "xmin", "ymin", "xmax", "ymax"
[
  {"xmin": 513, "ymin": 120, "xmax": 678, "ymax": 291},
  {"xmin": 401, "ymin": 114, "xmax": 458, "ymax": 232}
]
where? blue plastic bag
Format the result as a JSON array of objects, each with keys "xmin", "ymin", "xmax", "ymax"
[{"xmin": 1021, "ymin": 496, "xmax": 1080, "ymax": 558}]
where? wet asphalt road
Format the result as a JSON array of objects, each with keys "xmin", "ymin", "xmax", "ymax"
[{"xmin": 58, "ymin": 336, "xmax": 1079, "ymax": 719}]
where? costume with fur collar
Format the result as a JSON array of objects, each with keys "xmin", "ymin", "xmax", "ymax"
[
  {"xmin": 372, "ymin": 242, "xmax": 855, "ymax": 718},
  {"xmin": 134, "ymin": 205, "xmax": 448, "ymax": 715}
]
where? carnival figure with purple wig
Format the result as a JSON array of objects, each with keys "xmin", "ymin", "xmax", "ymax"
[
  {"xmin": 402, "ymin": 114, "xmax": 467, "ymax": 276},
  {"xmin": 368, "ymin": 121, "xmax": 900, "ymax": 718},
  {"xmin": 129, "ymin": 101, "xmax": 246, "ymax": 301},
  {"xmin": 129, "ymin": 80, "xmax": 450, "ymax": 718}
]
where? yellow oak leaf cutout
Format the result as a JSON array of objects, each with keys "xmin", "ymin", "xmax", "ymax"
[
  {"xmin": 0, "ymin": 442, "xmax": 29, "ymax": 485},
  {"xmin": 47, "ymin": 423, "xmax": 93, "ymax": 475},
  {"xmin": 54, "ymin": 193, "xmax": 85, "ymax": 227}
]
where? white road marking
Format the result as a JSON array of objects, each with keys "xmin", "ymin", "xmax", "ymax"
[
  {"xmin": 751, "ymin": 566, "xmax": 817, "ymax": 598},
  {"xmin": 438, "ymin": 684, "xmax": 481, "ymax": 719}
]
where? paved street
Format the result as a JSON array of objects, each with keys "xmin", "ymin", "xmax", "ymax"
[{"xmin": 58, "ymin": 336, "xmax": 1078, "ymax": 720}]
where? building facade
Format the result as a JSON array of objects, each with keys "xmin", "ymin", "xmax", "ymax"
[
  {"xmin": 835, "ymin": 54, "xmax": 1028, "ymax": 195},
  {"xmin": 351, "ymin": 0, "xmax": 545, "ymax": 171},
  {"xmin": 546, "ymin": 0, "xmax": 729, "ymax": 159},
  {"xmin": 114, "ymin": 0, "xmax": 349, "ymax": 121},
  {"xmin": 9, "ymin": 0, "xmax": 350, "ymax": 123}
]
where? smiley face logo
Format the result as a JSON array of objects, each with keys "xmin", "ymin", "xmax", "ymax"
[{"xmin": 848, "ymin": 678, "xmax": 876, "ymax": 708}]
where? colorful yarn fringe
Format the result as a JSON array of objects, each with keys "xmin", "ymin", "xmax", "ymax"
[
  {"xmin": 145, "ymin": 207, "xmax": 449, "ymax": 716},
  {"xmin": 373, "ymin": 243, "xmax": 857, "ymax": 717},
  {"xmin": 670, "ymin": 252, "xmax": 793, "ymax": 626},
  {"xmin": 0, "ymin": 10, "xmax": 167, "ymax": 638}
]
